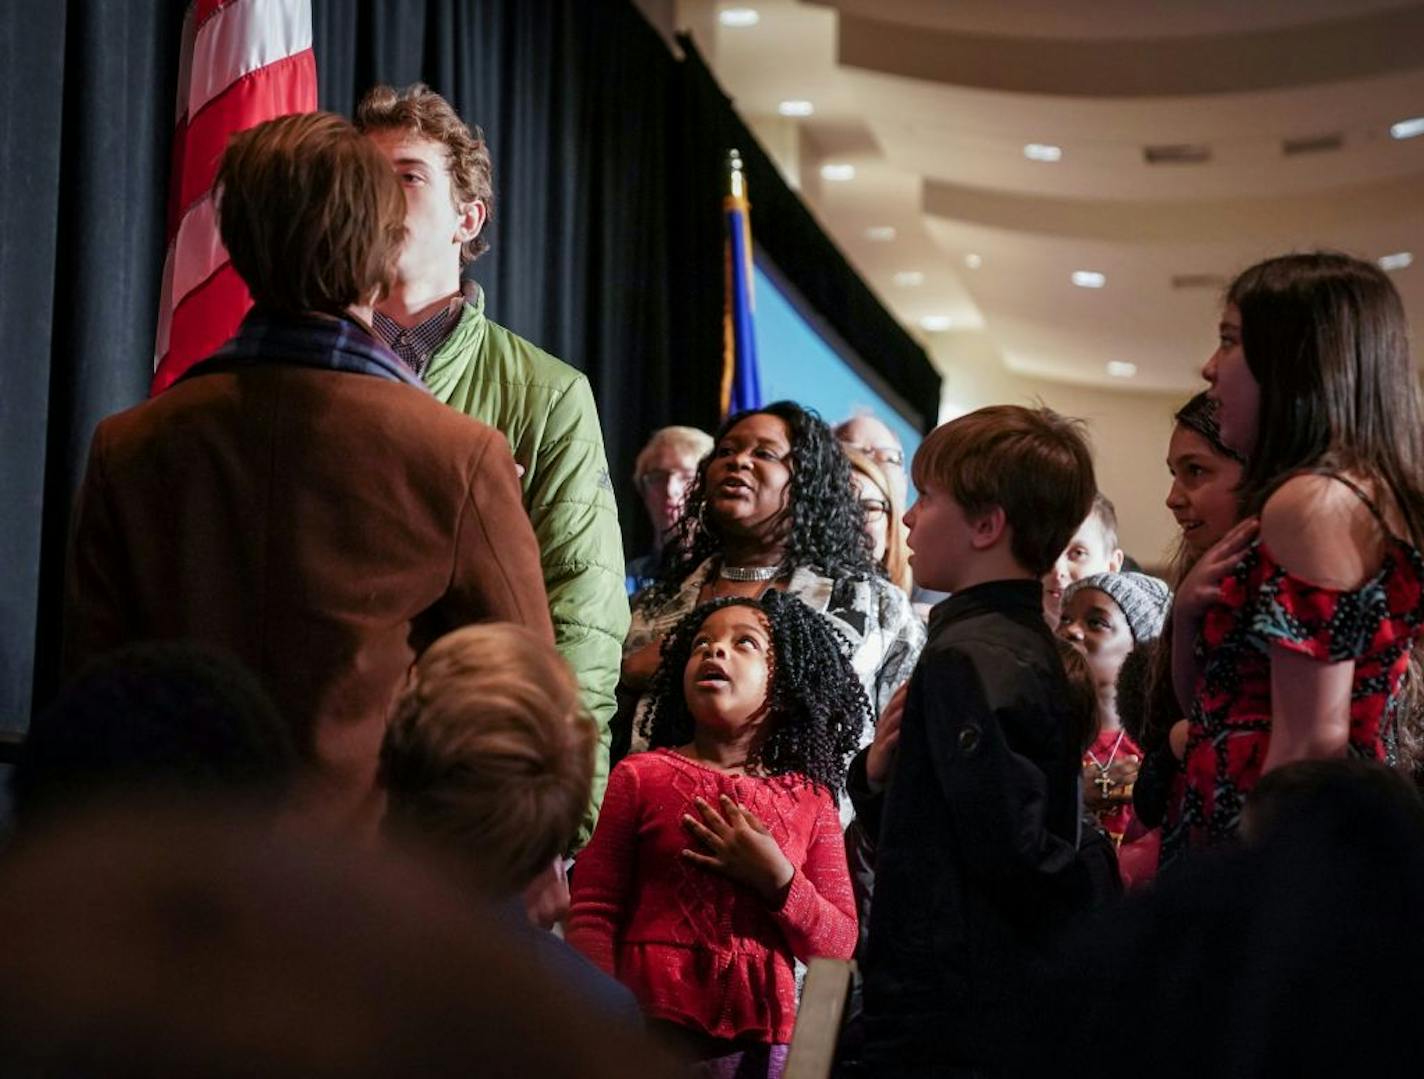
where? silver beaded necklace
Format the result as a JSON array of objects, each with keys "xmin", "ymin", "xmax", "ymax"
[{"xmin": 718, "ymin": 563, "xmax": 781, "ymax": 582}]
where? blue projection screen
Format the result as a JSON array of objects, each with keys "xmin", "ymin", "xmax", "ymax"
[{"xmin": 752, "ymin": 256, "xmax": 922, "ymax": 468}]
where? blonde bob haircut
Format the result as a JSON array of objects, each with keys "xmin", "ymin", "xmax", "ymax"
[
  {"xmin": 911, "ymin": 405, "xmax": 1096, "ymax": 578},
  {"xmin": 216, "ymin": 111, "xmax": 406, "ymax": 318},
  {"xmin": 844, "ymin": 447, "xmax": 913, "ymax": 597},
  {"xmin": 380, "ymin": 624, "xmax": 595, "ymax": 896}
]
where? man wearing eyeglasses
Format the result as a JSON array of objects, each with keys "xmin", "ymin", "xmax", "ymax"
[{"xmin": 625, "ymin": 426, "xmax": 713, "ymax": 596}]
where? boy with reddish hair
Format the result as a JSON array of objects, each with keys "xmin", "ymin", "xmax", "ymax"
[{"xmin": 859, "ymin": 405, "xmax": 1097, "ymax": 1076}]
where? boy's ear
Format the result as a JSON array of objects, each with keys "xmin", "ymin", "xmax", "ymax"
[
  {"xmin": 968, "ymin": 505, "xmax": 1008, "ymax": 551},
  {"xmin": 1108, "ymin": 547, "xmax": 1125, "ymax": 573}
]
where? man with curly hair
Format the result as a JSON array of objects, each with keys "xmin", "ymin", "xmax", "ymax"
[{"xmin": 356, "ymin": 84, "xmax": 628, "ymax": 846}]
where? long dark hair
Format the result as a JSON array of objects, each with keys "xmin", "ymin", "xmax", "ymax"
[
  {"xmin": 639, "ymin": 592, "xmax": 869, "ymax": 795},
  {"xmin": 1228, "ymin": 252, "xmax": 1424, "ymax": 546},
  {"xmin": 645, "ymin": 401, "xmax": 881, "ymax": 604}
]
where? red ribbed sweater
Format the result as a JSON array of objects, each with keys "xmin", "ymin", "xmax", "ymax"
[{"xmin": 567, "ymin": 748, "xmax": 857, "ymax": 1044}]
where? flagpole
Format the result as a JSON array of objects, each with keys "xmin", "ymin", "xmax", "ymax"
[{"xmin": 722, "ymin": 149, "xmax": 761, "ymax": 418}]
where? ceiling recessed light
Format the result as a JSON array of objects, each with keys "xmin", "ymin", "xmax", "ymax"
[
  {"xmin": 864, "ymin": 225, "xmax": 896, "ymax": 242},
  {"xmin": 1106, "ymin": 361, "xmax": 1138, "ymax": 379},
  {"xmin": 964, "ymin": 253, "xmax": 983, "ymax": 269},
  {"xmin": 893, "ymin": 271, "xmax": 925, "ymax": 287},
  {"xmin": 820, "ymin": 163, "xmax": 856, "ymax": 182},
  {"xmin": 1024, "ymin": 143, "xmax": 1063, "ymax": 162},
  {"xmin": 920, "ymin": 315, "xmax": 955, "ymax": 332},
  {"xmin": 778, "ymin": 99, "xmax": 814, "ymax": 117},
  {"xmin": 1390, "ymin": 116, "xmax": 1424, "ymax": 140},
  {"xmin": 1380, "ymin": 251, "xmax": 1414, "ymax": 271},
  {"xmin": 719, "ymin": 8, "xmax": 760, "ymax": 27},
  {"xmin": 1071, "ymin": 270, "xmax": 1107, "ymax": 289}
]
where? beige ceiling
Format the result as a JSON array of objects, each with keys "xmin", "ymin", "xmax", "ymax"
[{"xmin": 675, "ymin": 0, "xmax": 1424, "ymax": 391}]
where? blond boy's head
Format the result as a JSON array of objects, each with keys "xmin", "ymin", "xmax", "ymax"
[
  {"xmin": 910, "ymin": 405, "xmax": 1096, "ymax": 583},
  {"xmin": 380, "ymin": 624, "xmax": 595, "ymax": 897},
  {"xmin": 1044, "ymin": 493, "xmax": 1126, "ymax": 625}
]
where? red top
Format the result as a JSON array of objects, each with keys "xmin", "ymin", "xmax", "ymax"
[
  {"xmin": 567, "ymin": 748, "xmax": 857, "ymax": 1044},
  {"xmin": 1082, "ymin": 728, "xmax": 1142, "ymax": 842},
  {"xmin": 1163, "ymin": 532, "xmax": 1424, "ymax": 866}
]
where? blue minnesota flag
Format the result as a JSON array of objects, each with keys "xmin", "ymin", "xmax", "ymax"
[{"xmin": 721, "ymin": 149, "xmax": 762, "ymax": 417}]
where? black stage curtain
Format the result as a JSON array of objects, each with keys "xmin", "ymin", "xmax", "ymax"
[
  {"xmin": 309, "ymin": 0, "xmax": 692, "ymax": 566},
  {"xmin": 1, "ymin": 0, "xmax": 939, "ymax": 729},
  {"xmin": 1, "ymin": 1, "xmax": 186, "ymax": 730}
]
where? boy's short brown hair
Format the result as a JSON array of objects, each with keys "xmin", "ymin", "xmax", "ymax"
[
  {"xmin": 355, "ymin": 83, "xmax": 495, "ymax": 264},
  {"xmin": 912, "ymin": 405, "xmax": 1095, "ymax": 576},
  {"xmin": 216, "ymin": 111, "xmax": 405, "ymax": 317},
  {"xmin": 379, "ymin": 624, "xmax": 595, "ymax": 896}
]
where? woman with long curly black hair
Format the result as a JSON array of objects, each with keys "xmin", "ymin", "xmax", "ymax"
[
  {"xmin": 570, "ymin": 592, "xmax": 867, "ymax": 1076},
  {"xmin": 618, "ymin": 401, "xmax": 923, "ymax": 763}
]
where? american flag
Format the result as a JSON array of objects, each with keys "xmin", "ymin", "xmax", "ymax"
[{"xmin": 151, "ymin": 0, "xmax": 318, "ymax": 395}]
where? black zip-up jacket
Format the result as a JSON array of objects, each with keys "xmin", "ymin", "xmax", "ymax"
[{"xmin": 861, "ymin": 579, "xmax": 1087, "ymax": 1075}]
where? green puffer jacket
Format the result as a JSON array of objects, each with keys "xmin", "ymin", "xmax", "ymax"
[{"xmin": 426, "ymin": 289, "xmax": 629, "ymax": 846}]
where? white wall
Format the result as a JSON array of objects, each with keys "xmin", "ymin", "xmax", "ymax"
[{"xmin": 928, "ymin": 329, "xmax": 1192, "ymax": 571}]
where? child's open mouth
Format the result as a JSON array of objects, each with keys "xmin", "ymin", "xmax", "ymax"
[{"xmin": 694, "ymin": 661, "xmax": 730, "ymax": 688}]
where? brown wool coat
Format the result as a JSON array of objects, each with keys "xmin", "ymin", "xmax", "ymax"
[{"xmin": 64, "ymin": 366, "xmax": 553, "ymax": 827}]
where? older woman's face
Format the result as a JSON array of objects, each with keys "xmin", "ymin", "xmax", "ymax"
[
  {"xmin": 705, "ymin": 413, "xmax": 793, "ymax": 544},
  {"xmin": 638, "ymin": 444, "xmax": 701, "ymax": 539},
  {"xmin": 851, "ymin": 470, "xmax": 890, "ymax": 564}
]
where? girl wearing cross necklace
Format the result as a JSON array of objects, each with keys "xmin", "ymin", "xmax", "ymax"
[{"xmin": 1058, "ymin": 571, "xmax": 1172, "ymax": 849}]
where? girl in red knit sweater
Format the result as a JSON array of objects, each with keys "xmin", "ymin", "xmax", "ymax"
[{"xmin": 569, "ymin": 592, "xmax": 868, "ymax": 1077}]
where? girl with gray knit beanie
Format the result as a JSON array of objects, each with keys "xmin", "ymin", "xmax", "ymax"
[{"xmin": 1058, "ymin": 572, "xmax": 1172, "ymax": 851}]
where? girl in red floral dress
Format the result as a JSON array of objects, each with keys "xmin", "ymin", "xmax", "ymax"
[
  {"xmin": 1163, "ymin": 252, "xmax": 1424, "ymax": 868},
  {"xmin": 568, "ymin": 592, "xmax": 867, "ymax": 1077}
]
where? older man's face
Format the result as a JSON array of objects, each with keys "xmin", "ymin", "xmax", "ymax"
[{"xmin": 639, "ymin": 445, "xmax": 701, "ymax": 539}]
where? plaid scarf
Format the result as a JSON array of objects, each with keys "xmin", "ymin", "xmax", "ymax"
[{"xmin": 180, "ymin": 310, "xmax": 427, "ymax": 391}]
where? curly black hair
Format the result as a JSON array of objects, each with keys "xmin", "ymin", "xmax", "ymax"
[
  {"xmin": 639, "ymin": 591, "xmax": 870, "ymax": 795},
  {"xmin": 644, "ymin": 400, "xmax": 881, "ymax": 605}
]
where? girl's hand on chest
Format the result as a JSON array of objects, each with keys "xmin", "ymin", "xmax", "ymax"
[{"xmin": 680, "ymin": 793, "xmax": 795, "ymax": 904}]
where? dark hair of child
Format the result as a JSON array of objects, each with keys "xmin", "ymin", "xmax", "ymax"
[
  {"xmin": 11, "ymin": 641, "xmax": 298, "ymax": 825},
  {"xmin": 1242, "ymin": 757, "xmax": 1424, "ymax": 847},
  {"xmin": 1054, "ymin": 637, "xmax": 1098, "ymax": 753},
  {"xmin": 639, "ymin": 591, "xmax": 870, "ymax": 795}
]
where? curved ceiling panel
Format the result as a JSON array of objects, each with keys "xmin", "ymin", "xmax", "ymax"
[
  {"xmin": 835, "ymin": 4, "xmax": 1424, "ymax": 96},
  {"xmin": 921, "ymin": 173, "xmax": 1424, "ymax": 244},
  {"xmin": 807, "ymin": 0, "xmax": 1418, "ymax": 41}
]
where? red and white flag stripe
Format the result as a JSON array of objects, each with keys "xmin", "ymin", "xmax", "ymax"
[{"xmin": 151, "ymin": 0, "xmax": 317, "ymax": 395}]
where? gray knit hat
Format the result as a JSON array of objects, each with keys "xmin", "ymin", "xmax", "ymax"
[{"xmin": 1063, "ymin": 571, "xmax": 1171, "ymax": 644}]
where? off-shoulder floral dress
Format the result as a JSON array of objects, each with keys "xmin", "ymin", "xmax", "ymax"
[{"xmin": 1162, "ymin": 475, "xmax": 1424, "ymax": 868}]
